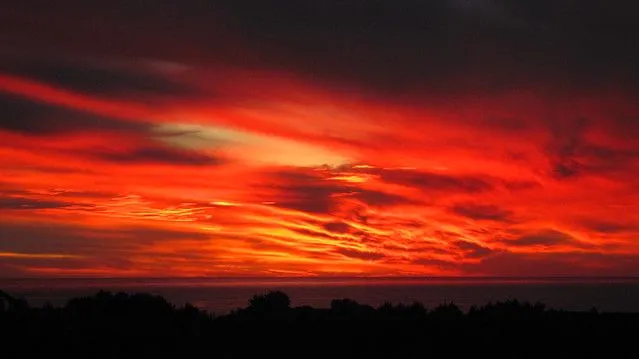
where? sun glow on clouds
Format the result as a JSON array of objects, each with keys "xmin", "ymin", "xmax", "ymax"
[
  {"xmin": 153, "ymin": 123, "xmax": 351, "ymax": 167},
  {"xmin": 1, "ymin": 1, "xmax": 639, "ymax": 277}
]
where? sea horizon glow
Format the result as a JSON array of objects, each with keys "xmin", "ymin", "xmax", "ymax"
[{"xmin": 3, "ymin": 276, "xmax": 639, "ymax": 314}]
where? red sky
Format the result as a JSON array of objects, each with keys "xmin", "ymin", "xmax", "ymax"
[{"xmin": 1, "ymin": 1, "xmax": 638, "ymax": 277}]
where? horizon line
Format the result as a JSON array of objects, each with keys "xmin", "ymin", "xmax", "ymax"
[{"xmin": 2, "ymin": 275, "xmax": 639, "ymax": 281}]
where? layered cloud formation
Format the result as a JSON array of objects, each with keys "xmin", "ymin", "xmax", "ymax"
[{"xmin": 1, "ymin": 1, "xmax": 638, "ymax": 277}]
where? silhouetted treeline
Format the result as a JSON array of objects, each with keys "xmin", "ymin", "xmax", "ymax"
[{"xmin": 1, "ymin": 289, "xmax": 638, "ymax": 358}]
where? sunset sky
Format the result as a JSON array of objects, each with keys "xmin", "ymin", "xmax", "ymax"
[{"xmin": 1, "ymin": 1, "xmax": 638, "ymax": 277}]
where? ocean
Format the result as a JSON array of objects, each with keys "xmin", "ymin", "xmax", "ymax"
[{"xmin": 2, "ymin": 277, "xmax": 639, "ymax": 314}]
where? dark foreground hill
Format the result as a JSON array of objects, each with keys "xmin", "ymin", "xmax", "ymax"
[{"xmin": 1, "ymin": 289, "xmax": 638, "ymax": 358}]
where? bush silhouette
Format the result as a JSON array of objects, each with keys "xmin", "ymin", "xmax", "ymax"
[
  {"xmin": 0, "ymin": 290, "xmax": 29, "ymax": 312},
  {"xmin": 248, "ymin": 290, "xmax": 291, "ymax": 313},
  {"xmin": 1, "ymin": 289, "xmax": 639, "ymax": 358},
  {"xmin": 330, "ymin": 298, "xmax": 375, "ymax": 318},
  {"xmin": 429, "ymin": 302, "xmax": 463, "ymax": 320}
]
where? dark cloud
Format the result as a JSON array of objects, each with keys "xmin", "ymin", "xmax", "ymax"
[
  {"xmin": 0, "ymin": 0, "xmax": 238, "ymax": 68},
  {"xmin": 381, "ymin": 243, "xmax": 451, "ymax": 257},
  {"xmin": 433, "ymin": 230, "xmax": 462, "ymax": 241},
  {"xmin": 505, "ymin": 229, "xmax": 589, "ymax": 248},
  {"xmin": 481, "ymin": 117, "xmax": 531, "ymax": 132},
  {"xmin": 274, "ymin": 186, "xmax": 410, "ymax": 214},
  {"xmin": 353, "ymin": 190, "xmax": 411, "ymax": 207},
  {"xmin": 551, "ymin": 162, "xmax": 580, "ymax": 180},
  {"xmin": 0, "ymin": 222, "xmax": 210, "ymax": 256},
  {"xmin": 0, "ymin": 263, "xmax": 27, "ymax": 277},
  {"xmin": 379, "ymin": 169, "xmax": 493, "ymax": 193},
  {"xmin": 4, "ymin": 1, "xmax": 638, "ymax": 97},
  {"xmin": 581, "ymin": 221, "xmax": 636, "ymax": 234},
  {"xmin": 546, "ymin": 118, "xmax": 589, "ymax": 180},
  {"xmin": 546, "ymin": 118, "xmax": 639, "ymax": 180},
  {"xmin": 0, "ymin": 255, "xmax": 90, "ymax": 267},
  {"xmin": 583, "ymin": 145, "xmax": 639, "ymax": 166},
  {"xmin": 450, "ymin": 203, "xmax": 513, "ymax": 222},
  {"xmin": 323, "ymin": 222, "xmax": 350, "ymax": 234},
  {"xmin": 265, "ymin": 168, "xmax": 413, "ymax": 214},
  {"xmin": 0, "ymin": 94, "xmax": 151, "ymax": 135},
  {"xmin": 334, "ymin": 248, "xmax": 385, "ymax": 261},
  {"xmin": 412, "ymin": 257, "xmax": 458, "ymax": 270},
  {"xmin": 226, "ymin": 1, "xmax": 639, "ymax": 96},
  {"xmin": 88, "ymin": 145, "xmax": 223, "ymax": 166},
  {"xmin": 608, "ymin": 116, "xmax": 639, "ymax": 141},
  {"xmin": 0, "ymin": 197, "xmax": 76, "ymax": 210},
  {"xmin": 578, "ymin": 144, "xmax": 639, "ymax": 180},
  {"xmin": 454, "ymin": 240, "xmax": 494, "ymax": 259},
  {"xmin": 271, "ymin": 183, "xmax": 336, "ymax": 214},
  {"xmin": 502, "ymin": 180, "xmax": 541, "ymax": 191},
  {"xmin": 0, "ymin": 57, "xmax": 200, "ymax": 99},
  {"xmin": 464, "ymin": 251, "xmax": 639, "ymax": 277},
  {"xmin": 545, "ymin": 117, "xmax": 639, "ymax": 180}
]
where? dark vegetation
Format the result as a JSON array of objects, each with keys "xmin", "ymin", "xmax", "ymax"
[{"xmin": 1, "ymin": 289, "xmax": 638, "ymax": 358}]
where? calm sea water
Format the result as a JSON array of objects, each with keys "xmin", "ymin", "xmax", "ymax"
[{"xmin": 2, "ymin": 277, "xmax": 639, "ymax": 314}]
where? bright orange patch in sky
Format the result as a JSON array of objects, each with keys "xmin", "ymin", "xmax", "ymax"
[{"xmin": 1, "ymin": 1, "xmax": 638, "ymax": 277}]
